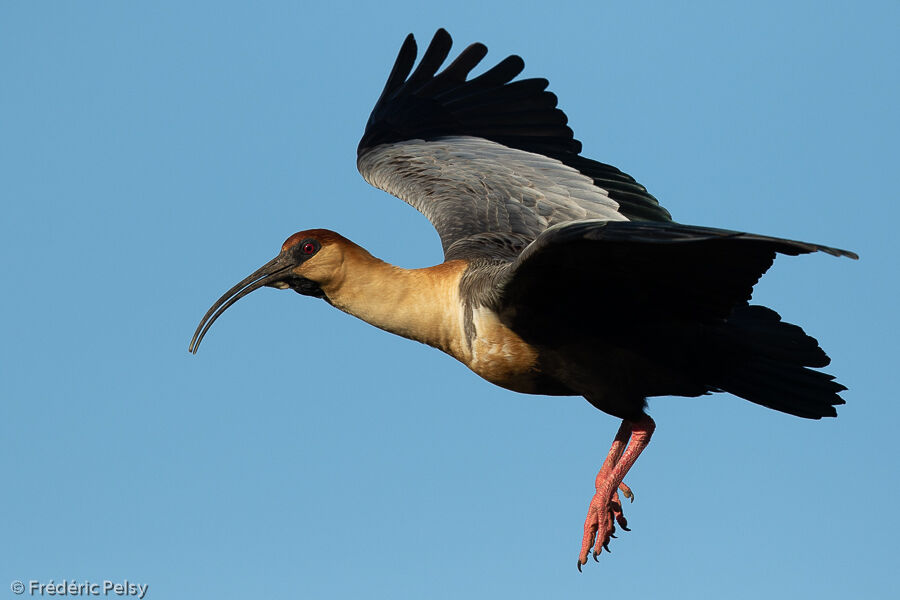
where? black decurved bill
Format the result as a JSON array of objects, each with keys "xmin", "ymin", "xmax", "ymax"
[{"xmin": 189, "ymin": 254, "xmax": 294, "ymax": 354}]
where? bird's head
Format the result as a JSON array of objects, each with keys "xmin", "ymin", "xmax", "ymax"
[{"xmin": 189, "ymin": 228, "xmax": 350, "ymax": 353}]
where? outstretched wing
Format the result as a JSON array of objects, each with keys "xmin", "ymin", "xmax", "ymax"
[
  {"xmin": 491, "ymin": 221, "xmax": 856, "ymax": 420},
  {"xmin": 357, "ymin": 29, "xmax": 671, "ymax": 261},
  {"xmin": 497, "ymin": 220, "xmax": 858, "ymax": 341}
]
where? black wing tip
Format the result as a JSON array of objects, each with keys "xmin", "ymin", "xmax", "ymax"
[
  {"xmin": 775, "ymin": 240, "xmax": 858, "ymax": 260},
  {"xmin": 403, "ymin": 28, "xmax": 450, "ymax": 43},
  {"xmin": 834, "ymin": 248, "xmax": 859, "ymax": 260},
  {"xmin": 359, "ymin": 29, "xmax": 579, "ymax": 157}
]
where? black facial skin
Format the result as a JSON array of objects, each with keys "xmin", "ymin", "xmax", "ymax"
[
  {"xmin": 275, "ymin": 238, "xmax": 326, "ymax": 298},
  {"xmin": 280, "ymin": 273, "xmax": 327, "ymax": 298},
  {"xmin": 289, "ymin": 238, "xmax": 321, "ymax": 260}
]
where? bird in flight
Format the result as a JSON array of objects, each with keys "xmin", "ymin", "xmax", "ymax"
[{"xmin": 190, "ymin": 29, "xmax": 856, "ymax": 570}]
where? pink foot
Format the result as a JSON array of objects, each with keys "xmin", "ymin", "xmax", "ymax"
[{"xmin": 577, "ymin": 415, "xmax": 655, "ymax": 571}]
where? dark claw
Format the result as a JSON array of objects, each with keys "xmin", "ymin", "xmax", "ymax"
[
  {"xmin": 577, "ymin": 560, "xmax": 583, "ymax": 573},
  {"xmin": 603, "ymin": 541, "xmax": 611, "ymax": 553},
  {"xmin": 592, "ymin": 551, "xmax": 599, "ymax": 562},
  {"xmin": 610, "ymin": 533, "xmax": 617, "ymax": 538}
]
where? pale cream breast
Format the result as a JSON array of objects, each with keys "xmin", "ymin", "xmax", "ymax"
[{"xmin": 464, "ymin": 306, "xmax": 539, "ymax": 392}]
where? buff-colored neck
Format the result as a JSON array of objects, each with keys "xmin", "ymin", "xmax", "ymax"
[{"xmin": 319, "ymin": 246, "xmax": 469, "ymax": 357}]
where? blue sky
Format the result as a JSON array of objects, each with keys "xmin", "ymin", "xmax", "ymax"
[{"xmin": 2, "ymin": 1, "xmax": 897, "ymax": 598}]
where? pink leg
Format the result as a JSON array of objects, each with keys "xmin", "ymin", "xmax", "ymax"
[{"xmin": 578, "ymin": 415, "xmax": 656, "ymax": 571}]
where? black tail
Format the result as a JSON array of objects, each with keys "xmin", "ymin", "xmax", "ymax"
[{"xmin": 710, "ymin": 305, "xmax": 847, "ymax": 419}]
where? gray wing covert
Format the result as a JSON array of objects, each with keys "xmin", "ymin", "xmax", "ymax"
[{"xmin": 358, "ymin": 136, "xmax": 627, "ymax": 260}]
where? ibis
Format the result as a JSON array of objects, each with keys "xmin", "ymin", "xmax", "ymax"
[{"xmin": 189, "ymin": 29, "xmax": 856, "ymax": 569}]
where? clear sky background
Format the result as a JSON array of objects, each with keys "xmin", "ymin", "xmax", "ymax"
[{"xmin": 2, "ymin": 1, "xmax": 897, "ymax": 599}]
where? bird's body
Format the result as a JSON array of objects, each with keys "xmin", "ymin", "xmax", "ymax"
[{"xmin": 190, "ymin": 29, "xmax": 856, "ymax": 568}]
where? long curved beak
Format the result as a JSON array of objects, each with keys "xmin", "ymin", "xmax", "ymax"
[{"xmin": 189, "ymin": 254, "xmax": 295, "ymax": 354}]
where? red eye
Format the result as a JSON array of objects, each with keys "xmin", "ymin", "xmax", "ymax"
[{"xmin": 301, "ymin": 242, "xmax": 317, "ymax": 255}]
